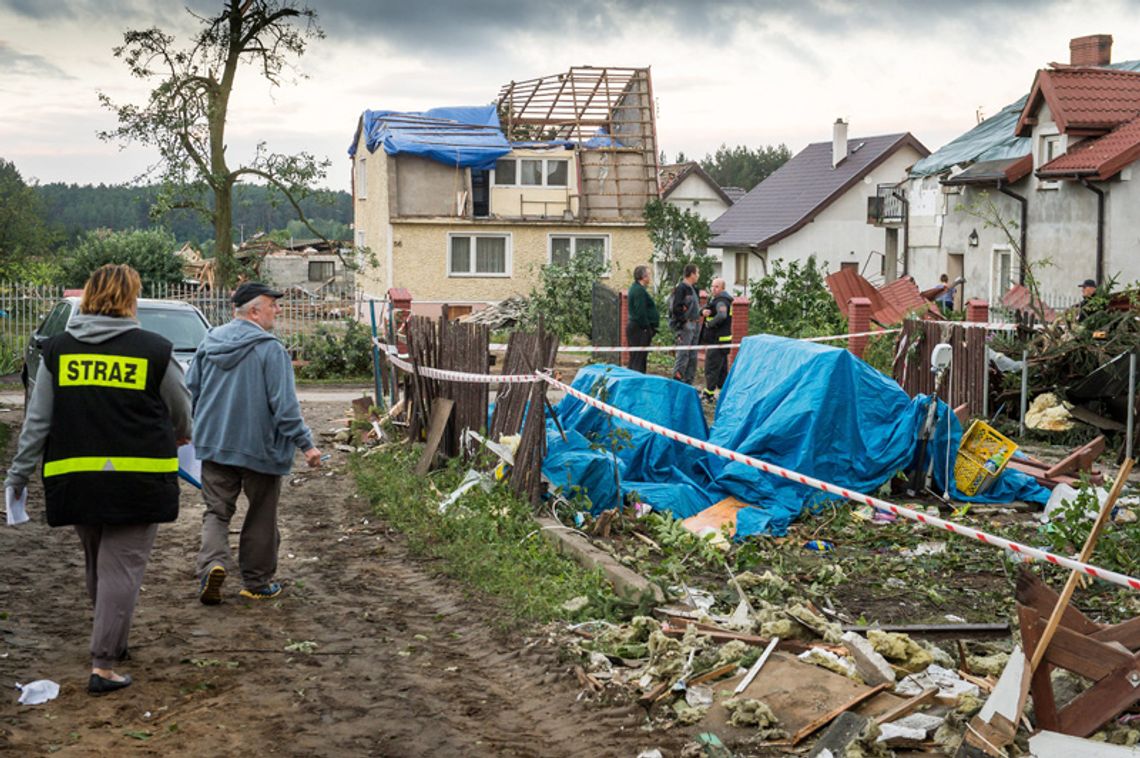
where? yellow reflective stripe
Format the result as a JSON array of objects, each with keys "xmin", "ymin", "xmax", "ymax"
[
  {"xmin": 718, "ymin": 335, "xmax": 733, "ymax": 342},
  {"xmin": 59, "ymin": 354, "xmax": 148, "ymax": 390},
  {"xmin": 43, "ymin": 456, "xmax": 178, "ymax": 477}
]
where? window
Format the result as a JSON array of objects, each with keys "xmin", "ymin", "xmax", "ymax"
[
  {"xmin": 548, "ymin": 235, "xmax": 608, "ymax": 268},
  {"xmin": 992, "ymin": 246, "xmax": 1014, "ymax": 301},
  {"xmin": 734, "ymin": 252, "xmax": 749, "ymax": 287},
  {"xmin": 493, "ymin": 159, "xmax": 516, "ymax": 186},
  {"xmin": 308, "ymin": 261, "xmax": 336, "ymax": 282},
  {"xmin": 355, "ymin": 158, "xmax": 367, "ymax": 200},
  {"xmin": 493, "ymin": 158, "xmax": 569, "ymax": 187},
  {"xmin": 449, "ymin": 234, "xmax": 510, "ymax": 276},
  {"xmin": 1038, "ymin": 134, "xmax": 1062, "ymax": 190}
]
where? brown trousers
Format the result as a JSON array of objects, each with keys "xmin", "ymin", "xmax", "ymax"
[
  {"xmin": 196, "ymin": 461, "xmax": 283, "ymax": 589},
  {"xmin": 73, "ymin": 523, "xmax": 158, "ymax": 670}
]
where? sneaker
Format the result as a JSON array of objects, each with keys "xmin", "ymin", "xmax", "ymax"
[
  {"xmin": 239, "ymin": 582, "xmax": 283, "ymax": 600},
  {"xmin": 198, "ymin": 565, "xmax": 226, "ymax": 605}
]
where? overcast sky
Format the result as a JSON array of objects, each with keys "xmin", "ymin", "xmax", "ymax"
[{"xmin": 2, "ymin": 0, "xmax": 1138, "ymax": 192}]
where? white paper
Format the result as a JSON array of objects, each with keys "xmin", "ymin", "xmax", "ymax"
[
  {"xmin": 5, "ymin": 486, "xmax": 28, "ymax": 526},
  {"xmin": 177, "ymin": 444, "xmax": 202, "ymax": 488}
]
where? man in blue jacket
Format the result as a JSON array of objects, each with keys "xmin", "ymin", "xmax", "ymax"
[{"xmin": 188, "ymin": 282, "xmax": 322, "ymax": 604}]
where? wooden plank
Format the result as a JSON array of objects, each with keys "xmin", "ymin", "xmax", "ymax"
[
  {"xmin": 1056, "ymin": 659, "xmax": 1140, "ymax": 737},
  {"xmin": 414, "ymin": 398, "xmax": 454, "ymax": 476},
  {"xmin": 875, "ymin": 686, "xmax": 937, "ymax": 725},
  {"xmin": 789, "ymin": 682, "xmax": 891, "ymax": 745},
  {"xmin": 1044, "ymin": 436, "xmax": 1106, "ymax": 479},
  {"xmin": 1018, "ymin": 604, "xmax": 1059, "ymax": 731}
]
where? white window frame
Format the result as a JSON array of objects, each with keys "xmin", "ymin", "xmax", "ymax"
[
  {"xmin": 447, "ymin": 233, "xmax": 512, "ymax": 278},
  {"xmin": 990, "ymin": 244, "xmax": 1014, "ymax": 302},
  {"xmin": 492, "ymin": 157, "xmax": 570, "ymax": 188},
  {"xmin": 1037, "ymin": 132, "xmax": 1063, "ymax": 190},
  {"xmin": 355, "ymin": 157, "xmax": 367, "ymax": 200},
  {"xmin": 546, "ymin": 234, "xmax": 610, "ymax": 271}
]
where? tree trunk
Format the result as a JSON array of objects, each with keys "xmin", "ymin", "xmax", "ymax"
[{"xmin": 214, "ymin": 180, "xmax": 235, "ymax": 286}]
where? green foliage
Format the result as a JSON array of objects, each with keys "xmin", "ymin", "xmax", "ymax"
[
  {"xmin": 643, "ymin": 198, "xmax": 714, "ymax": 292},
  {"xmin": 748, "ymin": 255, "xmax": 846, "ymax": 338},
  {"xmin": 0, "ymin": 159, "xmax": 59, "ymax": 279},
  {"xmin": 699, "ymin": 143, "xmax": 792, "ymax": 191},
  {"xmin": 99, "ymin": 1, "xmax": 329, "ymax": 285},
  {"xmin": 56, "ymin": 228, "xmax": 184, "ymax": 291},
  {"xmin": 1039, "ymin": 477, "xmax": 1140, "ymax": 577},
  {"xmin": 524, "ymin": 250, "xmax": 610, "ymax": 338},
  {"xmin": 297, "ymin": 320, "xmax": 374, "ymax": 379},
  {"xmin": 351, "ymin": 443, "xmax": 618, "ymax": 625}
]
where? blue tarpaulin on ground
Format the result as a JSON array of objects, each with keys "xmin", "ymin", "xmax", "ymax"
[
  {"xmin": 543, "ymin": 336, "xmax": 1050, "ymax": 537},
  {"xmin": 348, "ymin": 105, "xmax": 510, "ymax": 169}
]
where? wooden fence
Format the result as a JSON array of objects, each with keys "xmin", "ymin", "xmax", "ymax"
[{"xmin": 893, "ymin": 318, "xmax": 988, "ymax": 418}]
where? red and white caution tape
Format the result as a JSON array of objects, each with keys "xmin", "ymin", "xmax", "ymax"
[
  {"xmin": 539, "ymin": 372, "xmax": 1140, "ymax": 593},
  {"xmin": 377, "ymin": 340, "xmax": 538, "ymax": 385}
]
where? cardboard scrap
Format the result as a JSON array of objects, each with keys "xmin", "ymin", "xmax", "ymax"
[{"xmin": 681, "ymin": 497, "xmax": 751, "ymax": 539}]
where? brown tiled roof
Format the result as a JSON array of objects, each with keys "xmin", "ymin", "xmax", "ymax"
[
  {"xmin": 710, "ymin": 133, "xmax": 928, "ymax": 248},
  {"xmin": 658, "ymin": 162, "xmax": 734, "ymax": 206},
  {"xmin": 1038, "ymin": 113, "xmax": 1140, "ymax": 179},
  {"xmin": 1016, "ymin": 67, "xmax": 1140, "ymax": 136}
]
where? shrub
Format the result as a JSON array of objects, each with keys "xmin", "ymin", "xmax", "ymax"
[
  {"xmin": 297, "ymin": 319, "xmax": 374, "ymax": 379},
  {"xmin": 57, "ymin": 228, "xmax": 184, "ymax": 292},
  {"xmin": 748, "ymin": 255, "xmax": 845, "ymax": 338},
  {"xmin": 524, "ymin": 251, "xmax": 610, "ymax": 338}
]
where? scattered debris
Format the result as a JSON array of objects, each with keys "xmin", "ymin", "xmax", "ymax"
[
  {"xmin": 15, "ymin": 679, "xmax": 59, "ymax": 705},
  {"xmin": 841, "ymin": 631, "xmax": 895, "ymax": 686},
  {"xmin": 459, "ymin": 295, "xmax": 528, "ymax": 330}
]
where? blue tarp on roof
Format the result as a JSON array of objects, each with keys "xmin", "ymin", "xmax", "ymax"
[
  {"xmin": 543, "ymin": 336, "xmax": 1050, "ymax": 537},
  {"xmin": 348, "ymin": 104, "xmax": 510, "ymax": 170}
]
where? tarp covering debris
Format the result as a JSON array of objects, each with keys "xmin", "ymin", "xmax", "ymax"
[
  {"xmin": 544, "ymin": 337, "xmax": 1049, "ymax": 537},
  {"xmin": 348, "ymin": 105, "xmax": 510, "ymax": 169}
]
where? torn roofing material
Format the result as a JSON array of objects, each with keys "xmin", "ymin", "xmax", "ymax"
[
  {"xmin": 348, "ymin": 105, "xmax": 510, "ymax": 170},
  {"xmin": 709, "ymin": 133, "xmax": 928, "ymax": 249},
  {"xmin": 940, "ymin": 155, "xmax": 1033, "ymax": 186},
  {"xmin": 911, "ymin": 59, "xmax": 1140, "ymax": 178},
  {"xmin": 825, "ymin": 269, "xmax": 939, "ymax": 325}
]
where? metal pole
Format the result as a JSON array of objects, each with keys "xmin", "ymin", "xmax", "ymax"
[
  {"xmin": 1019, "ymin": 349, "xmax": 1029, "ymax": 437},
  {"xmin": 982, "ymin": 346, "xmax": 990, "ymax": 419},
  {"xmin": 387, "ymin": 303, "xmax": 399, "ymax": 406},
  {"xmin": 1128, "ymin": 351, "xmax": 1136, "ymax": 461},
  {"xmin": 368, "ymin": 299, "xmax": 384, "ymax": 411}
]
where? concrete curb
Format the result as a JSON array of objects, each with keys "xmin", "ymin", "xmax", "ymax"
[{"xmin": 534, "ymin": 516, "xmax": 664, "ymax": 602}]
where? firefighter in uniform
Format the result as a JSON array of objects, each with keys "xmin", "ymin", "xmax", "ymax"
[
  {"xmin": 701, "ymin": 277, "xmax": 734, "ymax": 402},
  {"xmin": 6, "ymin": 264, "xmax": 191, "ymax": 695}
]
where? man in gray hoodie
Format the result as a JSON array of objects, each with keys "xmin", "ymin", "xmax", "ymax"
[{"xmin": 188, "ymin": 282, "xmax": 322, "ymax": 604}]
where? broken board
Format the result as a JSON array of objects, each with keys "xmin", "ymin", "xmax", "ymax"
[
  {"xmin": 694, "ymin": 651, "xmax": 902, "ymax": 746},
  {"xmin": 681, "ymin": 496, "xmax": 751, "ymax": 538},
  {"xmin": 414, "ymin": 398, "xmax": 454, "ymax": 476}
]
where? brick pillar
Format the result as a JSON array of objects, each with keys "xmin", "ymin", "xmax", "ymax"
[
  {"xmin": 729, "ymin": 296, "xmax": 750, "ymax": 368},
  {"xmin": 388, "ymin": 287, "xmax": 412, "ymax": 353},
  {"xmin": 619, "ymin": 291, "xmax": 629, "ymax": 367},
  {"xmin": 966, "ymin": 299, "xmax": 989, "ymax": 325},
  {"xmin": 697, "ymin": 290, "xmax": 708, "ymax": 367},
  {"xmin": 848, "ymin": 297, "xmax": 871, "ymax": 358}
]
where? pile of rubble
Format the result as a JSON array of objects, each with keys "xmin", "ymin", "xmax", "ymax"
[{"xmin": 459, "ymin": 295, "xmax": 528, "ymax": 330}]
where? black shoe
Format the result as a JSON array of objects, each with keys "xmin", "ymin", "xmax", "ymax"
[{"xmin": 88, "ymin": 673, "xmax": 132, "ymax": 695}]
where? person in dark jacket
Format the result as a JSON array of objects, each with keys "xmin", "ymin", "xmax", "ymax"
[
  {"xmin": 670, "ymin": 264, "xmax": 701, "ymax": 384},
  {"xmin": 5, "ymin": 264, "xmax": 192, "ymax": 694},
  {"xmin": 701, "ymin": 278, "xmax": 734, "ymax": 402},
  {"xmin": 188, "ymin": 282, "xmax": 322, "ymax": 605},
  {"xmin": 626, "ymin": 265, "xmax": 659, "ymax": 373},
  {"xmin": 1077, "ymin": 278, "xmax": 1098, "ymax": 322}
]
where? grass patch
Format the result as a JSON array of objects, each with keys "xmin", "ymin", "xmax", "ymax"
[{"xmin": 351, "ymin": 443, "xmax": 622, "ymax": 626}]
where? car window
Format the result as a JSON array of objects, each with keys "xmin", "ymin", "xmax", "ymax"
[
  {"xmin": 136, "ymin": 309, "xmax": 209, "ymax": 351},
  {"xmin": 38, "ymin": 302, "xmax": 72, "ymax": 338}
]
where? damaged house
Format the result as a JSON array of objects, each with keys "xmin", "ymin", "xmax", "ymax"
[
  {"xmin": 900, "ymin": 34, "xmax": 1140, "ymax": 307},
  {"xmin": 349, "ymin": 67, "xmax": 659, "ymax": 310}
]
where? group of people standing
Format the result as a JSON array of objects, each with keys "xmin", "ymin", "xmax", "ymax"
[
  {"xmin": 625, "ymin": 264, "xmax": 734, "ymax": 402},
  {"xmin": 5, "ymin": 265, "xmax": 321, "ymax": 695}
]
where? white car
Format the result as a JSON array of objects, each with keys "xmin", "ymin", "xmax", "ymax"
[{"xmin": 22, "ymin": 297, "xmax": 211, "ymax": 400}]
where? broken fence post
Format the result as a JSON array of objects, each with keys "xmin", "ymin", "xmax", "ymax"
[{"xmin": 1128, "ymin": 351, "xmax": 1136, "ymax": 461}]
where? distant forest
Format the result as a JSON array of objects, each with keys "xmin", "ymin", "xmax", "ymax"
[{"xmin": 35, "ymin": 183, "xmax": 353, "ymax": 246}]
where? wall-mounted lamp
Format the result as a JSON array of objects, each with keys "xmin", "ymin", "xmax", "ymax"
[{"xmin": 968, "ymin": 228, "xmax": 979, "ymax": 247}]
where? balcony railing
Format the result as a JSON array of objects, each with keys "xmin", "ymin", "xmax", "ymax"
[{"xmin": 867, "ymin": 183, "xmax": 906, "ymax": 226}]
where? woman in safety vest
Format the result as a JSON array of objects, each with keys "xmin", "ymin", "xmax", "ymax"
[{"xmin": 5, "ymin": 264, "xmax": 192, "ymax": 694}]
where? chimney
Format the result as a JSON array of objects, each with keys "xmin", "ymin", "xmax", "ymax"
[
  {"xmin": 832, "ymin": 118, "xmax": 848, "ymax": 168},
  {"xmin": 1070, "ymin": 34, "xmax": 1112, "ymax": 67}
]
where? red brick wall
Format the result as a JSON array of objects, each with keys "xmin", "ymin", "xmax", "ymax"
[
  {"xmin": 848, "ymin": 297, "xmax": 871, "ymax": 358},
  {"xmin": 729, "ymin": 296, "xmax": 750, "ymax": 368},
  {"xmin": 619, "ymin": 291, "xmax": 629, "ymax": 367},
  {"xmin": 966, "ymin": 299, "xmax": 989, "ymax": 324}
]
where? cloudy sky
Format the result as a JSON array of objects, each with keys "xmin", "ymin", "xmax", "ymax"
[{"xmin": 2, "ymin": 0, "xmax": 1138, "ymax": 192}]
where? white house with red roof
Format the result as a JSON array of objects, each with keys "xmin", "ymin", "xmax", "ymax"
[
  {"xmin": 900, "ymin": 35, "xmax": 1140, "ymax": 308},
  {"xmin": 657, "ymin": 161, "xmax": 737, "ymax": 285}
]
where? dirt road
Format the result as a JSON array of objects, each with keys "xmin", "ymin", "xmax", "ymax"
[{"xmin": 0, "ymin": 399, "xmax": 676, "ymax": 756}]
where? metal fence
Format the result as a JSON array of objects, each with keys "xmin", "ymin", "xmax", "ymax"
[{"xmin": 0, "ymin": 281, "xmax": 370, "ymax": 373}]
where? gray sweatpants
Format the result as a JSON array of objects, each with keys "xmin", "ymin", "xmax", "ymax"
[
  {"xmin": 196, "ymin": 461, "xmax": 283, "ymax": 589},
  {"xmin": 74, "ymin": 523, "xmax": 158, "ymax": 670},
  {"xmin": 672, "ymin": 320, "xmax": 702, "ymax": 384}
]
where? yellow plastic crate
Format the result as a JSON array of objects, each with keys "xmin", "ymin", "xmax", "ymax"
[{"xmin": 954, "ymin": 420, "xmax": 1019, "ymax": 496}]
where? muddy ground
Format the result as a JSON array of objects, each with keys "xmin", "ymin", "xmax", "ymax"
[{"xmin": 0, "ymin": 398, "xmax": 685, "ymax": 757}]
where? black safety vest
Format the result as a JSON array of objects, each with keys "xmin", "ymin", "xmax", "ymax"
[
  {"xmin": 704, "ymin": 292, "xmax": 735, "ymax": 343},
  {"xmin": 41, "ymin": 328, "xmax": 179, "ymax": 526}
]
